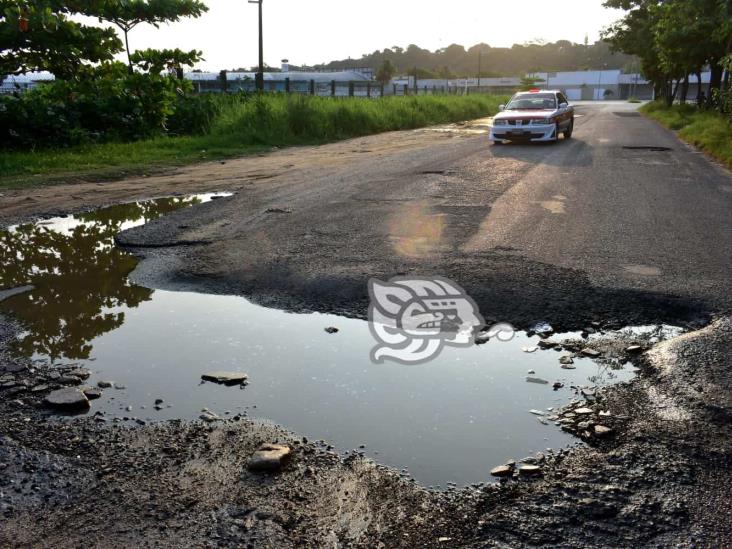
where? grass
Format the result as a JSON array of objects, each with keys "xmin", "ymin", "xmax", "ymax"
[
  {"xmin": 627, "ymin": 97, "xmax": 642, "ymax": 103},
  {"xmin": 640, "ymin": 101, "xmax": 732, "ymax": 168},
  {"xmin": 0, "ymin": 93, "xmax": 508, "ymax": 189}
]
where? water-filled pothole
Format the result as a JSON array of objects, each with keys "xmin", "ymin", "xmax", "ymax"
[{"xmin": 0, "ymin": 195, "xmax": 677, "ymax": 487}]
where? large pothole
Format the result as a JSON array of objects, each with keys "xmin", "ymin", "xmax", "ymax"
[{"xmin": 0, "ymin": 195, "xmax": 682, "ymax": 487}]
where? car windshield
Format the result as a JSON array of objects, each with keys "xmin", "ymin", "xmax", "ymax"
[{"xmin": 505, "ymin": 94, "xmax": 557, "ymax": 110}]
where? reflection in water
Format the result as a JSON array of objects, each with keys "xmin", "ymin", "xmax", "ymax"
[{"xmin": 0, "ymin": 196, "xmax": 218, "ymax": 361}]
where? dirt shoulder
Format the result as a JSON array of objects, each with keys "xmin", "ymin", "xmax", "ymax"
[{"xmin": 0, "ymin": 121, "xmax": 491, "ymax": 227}]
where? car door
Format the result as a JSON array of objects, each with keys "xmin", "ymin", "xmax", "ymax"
[{"xmin": 556, "ymin": 93, "xmax": 571, "ymax": 129}]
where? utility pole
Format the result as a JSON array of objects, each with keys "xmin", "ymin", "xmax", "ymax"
[{"xmin": 248, "ymin": 0, "xmax": 264, "ymax": 92}]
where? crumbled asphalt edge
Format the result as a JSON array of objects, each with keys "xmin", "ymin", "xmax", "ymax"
[{"xmin": 2, "ymin": 312, "xmax": 731, "ymax": 547}]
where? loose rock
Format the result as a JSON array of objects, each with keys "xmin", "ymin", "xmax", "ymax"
[
  {"xmin": 201, "ymin": 371, "xmax": 249, "ymax": 385},
  {"xmin": 518, "ymin": 464, "xmax": 542, "ymax": 476},
  {"xmin": 247, "ymin": 444, "xmax": 292, "ymax": 472},
  {"xmin": 44, "ymin": 388, "xmax": 90, "ymax": 412},
  {"xmin": 490, "ymin": 465, "xmax": 513, "ymax": 478}
]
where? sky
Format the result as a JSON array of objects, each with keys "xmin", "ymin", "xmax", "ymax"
[{"xmin": 115, "ymin": 0, "xmax": 624, "ymax": 71}]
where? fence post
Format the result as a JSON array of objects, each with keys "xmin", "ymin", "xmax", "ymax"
[
  {"xmin": 380, "ymin": 84, "xmax": 385, "ymax": 97},
  {"xmin": 219, "ymin": 69, "xmax": 228, "ymax": 93},
  {"xmin": 367, "ymin": 82, "xmax": 371, "ymax": 98},
  {"xmin": 285, "ymin": 77, "xmax": 290, "ymax": 94},
  {"xmin": 331, "ymin": 80, "xmax": 336, "ymax": 97},
  {"xmin": 309, "ymin": 79, "xmax": 315, "ymax": 96},
  {"xmin": 393, "ymin": 83, "xmax": 397, "ymax": 96},
  {"xmin": 348, "ymin": 81, "xmax": 355, "ymax": 97}
]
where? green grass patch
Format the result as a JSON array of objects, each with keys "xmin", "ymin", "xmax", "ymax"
[
  {"xmin": 640, "ymin": 102, "xmax": 732, "ymax": 168},
  {"xmin": 0, "ymin": 94, "xmax": 507, "ymax": 189}
]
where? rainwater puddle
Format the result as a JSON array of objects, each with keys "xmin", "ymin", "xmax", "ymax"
[{"xmin": 0, "ymin": 194, "xmax": 663, "ymax": 487}]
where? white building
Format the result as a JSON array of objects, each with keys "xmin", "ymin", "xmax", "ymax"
[{"xmin": 0, "ymin": 72, "xmax": 55, "ymax": 94}]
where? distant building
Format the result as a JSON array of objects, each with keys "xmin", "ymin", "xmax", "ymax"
[
  {"xmin": 0, "ymin": 68, "xmax": 713, "ymax": 102},
  {"xmin": 185, "ymin": 61, "xmax": 372, "ymax": 94},
  {"xmin": 0, "ymin": 72, "xmax": 55, "ymax": 94}
]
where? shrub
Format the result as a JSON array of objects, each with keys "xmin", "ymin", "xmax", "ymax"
[
  {"xmin": 166, "ymin": 93, "xmax": 221, "ymax": 135},
  {"xmin": 0, "ymin": 72, "xmax": 188, "ymax": 149}
]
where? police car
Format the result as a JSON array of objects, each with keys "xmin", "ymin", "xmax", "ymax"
[{"xmin": 490, "ymin": 89, "xmax": 574, "ymax": 144}]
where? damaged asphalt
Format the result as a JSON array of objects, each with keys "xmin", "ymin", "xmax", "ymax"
[{"xmin": 1, "ymin": 102, "xmax": 732, "ymax": 546}]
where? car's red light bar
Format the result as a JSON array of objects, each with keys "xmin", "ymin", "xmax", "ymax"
[{"xmin": 529, "ymin": 88, "xmax": 541, "ymax": 92}]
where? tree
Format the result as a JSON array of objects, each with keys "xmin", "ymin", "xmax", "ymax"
[
  {"xmin": 130, "ymin": 47, "xmax": 203, "ymax": 77},
  {"xmin": 0, "ymin": 1, "xmax": 122, "ymax": 78},
  {"xmin": 97, "ymin": 0, "xmax": 208, "ymax": 73},
  {"xmin": 519, "ymin": 75, "xmax": 545, "ymax": 90},
  {"xmin": 603, "ymin": 0, "xmax": 732, "ymax": 106},
  {"xmin": 375, "ymin": 59, "xmax": 395, "ymax": 85}
]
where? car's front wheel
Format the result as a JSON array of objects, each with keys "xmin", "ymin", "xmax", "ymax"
[{"xmin": 564, "ymin": 119, "xmax": 574, "ymax": 139}]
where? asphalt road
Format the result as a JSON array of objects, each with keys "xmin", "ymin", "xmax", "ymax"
[
  {"xmin": 119, "ymin": 101, "xmax": 732, "ymax": 330},
  {"xmin": 3, "ymin": 102, "xmax": 732, "ymax": 547}
]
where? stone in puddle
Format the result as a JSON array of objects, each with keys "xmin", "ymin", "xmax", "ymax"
[
  {"xmin": 324, "ymin": 327, "xmax": 339, "ymax": 334},
  {"xmin": 247, "ymin": 444, "xmax": 292, "ymax": 472},
  {"xmin": 44, "ymin": 388, "xmax": 90, "ymax": 412},
  {"xmin": 97, "ymin": 380, "xmax": 114, "ymax": 388},
  {"xmin": 581, "ymin": 348, "xmax": 601, "ymax": 358},
  {"xmin": 83, "ymin": 387, "xmax": 102, "ymax": 400},
  {"xmin": 199, "ymin": 411, "xmax": 219, "ymax": 422},
  {"xmin": 526, "ymin": 377, "xmax": 549, "ymax": 385},
  {"xmin": 490, "ymin": 465, "xmax": 513, "ymax": 478},
  {"xmin": 594, "ymin": 425, "xmax": 613, "ymax": 437},
  {"xmin": 201, "ymin": 371, "xmax": 248, "ymax": 385},
  {"xmin": 559, "ymin": 355, "xmax": 574, "ymax": 365}
]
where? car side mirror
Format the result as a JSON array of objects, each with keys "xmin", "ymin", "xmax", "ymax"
[
  {"xmin": 559, "ymin": 102, "xmax": 568, "ymax": 109},
  {"xmin": 498, "ymin": 104, "xmax": 505, "ymax": 111}
]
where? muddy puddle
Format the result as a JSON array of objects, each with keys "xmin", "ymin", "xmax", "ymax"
[{"xmin": 0, "ymin": 195, "xmax": 677, "ymax": 487}]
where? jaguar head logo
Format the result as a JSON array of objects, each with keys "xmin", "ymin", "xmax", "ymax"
[{"xmin": 368, "ymin": 276, "xmax": 485, "ymax": 364}]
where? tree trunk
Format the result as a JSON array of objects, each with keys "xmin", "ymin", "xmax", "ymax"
[
  {"xmin": 696, "ymin": 70, "xmax": 704, "ymax": 108},
  {"xmin": 124, "ymin": 30, "xmax": 133, "ymax": 75},
  {"xmin": 665, "ymin": 79, "xmax": 677, "ymax": 107},
  {"xmin": 709, "ymin": 60, "xmax": 723, "ymax": 94},
  {"xmin": 680, "ymin": 74, "xmax": 689, "ymax": 103}
]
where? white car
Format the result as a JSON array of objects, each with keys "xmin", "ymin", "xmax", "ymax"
[{"xmin": 490, "ymin": 90, "xmax": 574, "ymax": 144}]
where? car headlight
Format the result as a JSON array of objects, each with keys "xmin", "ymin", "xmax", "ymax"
[
  {"xmin": 531, "ymin": 118, "xmax": 554, "ymax": 125},
  {"xmin": 493, "ymin": 119, "xmax": 508, "ymax": 126}
]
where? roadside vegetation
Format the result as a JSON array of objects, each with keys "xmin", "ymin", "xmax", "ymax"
[
  {"xmin": 0, "ymin": 2, "xmax": 506, "ymax": 188},
  {"xmin": 0, "ymin": 93, "xmax": 507, "ymax": 188},
  {"xmin": 602, "ymin": 0, "xmax": 731, "ymax": 109},
  {"xmin": 641, "ymin": 102, "xmax": 732, "ymax": 168}
]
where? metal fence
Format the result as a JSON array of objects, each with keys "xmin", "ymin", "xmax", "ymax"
[{"xmin": 191, "ymin": 78, "xmax": 506, "ymax": 97}]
